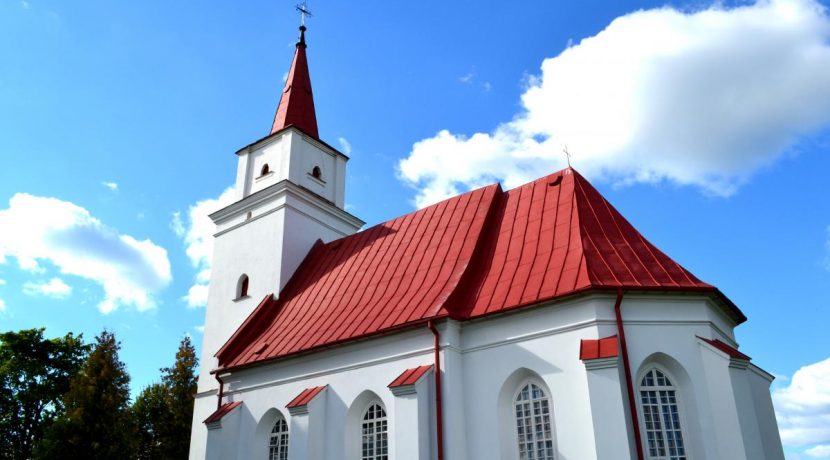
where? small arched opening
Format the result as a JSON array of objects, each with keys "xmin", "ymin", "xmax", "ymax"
[
  {"xmin": 311, "ymin": 166, "xmax": 322, "ymax": 180},
  {"xmin": 236, "ymin": 274, "xmax": 249, "ymax": 299},
  {"xmin": 260, "ymin": 163, "xmax": 270, "ymax": 177}
]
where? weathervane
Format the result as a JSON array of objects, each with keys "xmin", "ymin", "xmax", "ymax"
[
  {"xmin": 296, "ymin": 1, "xmax": 312, "ymax": 26},
  {"xmin": 563, "ymin": 146, "xmax": 572, "ymax": 168}
]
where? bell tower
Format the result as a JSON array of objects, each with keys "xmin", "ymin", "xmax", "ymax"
[{"xmin": 195, "ymin": 23, "xmax": 364, "ymax": 394}]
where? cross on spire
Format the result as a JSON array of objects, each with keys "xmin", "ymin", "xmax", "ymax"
[
  {"xmin": 296, "ymin": 1, "xmax": 312, "ymax": 27},
  {"xmin": 563, "ymin": 146, "xmax": 572, "ymax": 168}
]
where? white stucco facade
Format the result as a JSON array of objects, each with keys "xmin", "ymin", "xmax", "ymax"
[{"xmin": 190, "ymin": 291, "xmax": 784, "ymax": 459}]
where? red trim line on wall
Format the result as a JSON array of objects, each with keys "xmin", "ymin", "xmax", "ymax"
[
  {"xmin": 427, "ymin": 320, "xmax": 445, "ymax": 460},
  {"xmin": 615, "ymin": 288, "xmax": 645, "ymax": 460}
]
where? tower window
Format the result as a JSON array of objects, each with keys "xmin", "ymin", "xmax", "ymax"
[
  {"xmin": 311, "ymin": 166, "xmax": 322, "ymax": 180},
  {"xmin": 236, "ymin": 274, "xmax": 249, "ymax": 299},
  {"xmin": 260, "ymin": 163, "xmax": 270, "ymax": 177}
]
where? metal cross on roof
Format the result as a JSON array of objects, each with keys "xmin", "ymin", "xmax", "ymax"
[
  {"xmin": 296, "ymin": 1, "xmax": 313, "ymax": 26},
  {"xmin": 563, "ymin": 146, "xmax": 572, "ymax": 168}
]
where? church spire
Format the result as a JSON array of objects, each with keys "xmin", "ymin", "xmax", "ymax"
[{"xmin": 270, "ymin": 23, "xmax": 319, "ymax": 139}]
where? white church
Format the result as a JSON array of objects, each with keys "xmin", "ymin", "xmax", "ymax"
[{"xmin": 188, "ymin": 22, "xmax": 785, "ymax": 460}]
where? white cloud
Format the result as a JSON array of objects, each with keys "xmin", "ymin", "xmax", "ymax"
[
  {"xmin": 0, "ymin": 279, "xmax": 6, "ymax": 285},
  {"xmin": 22, "ymin": 277, "xmax": 72, "ymax": 299},
  {"xmin": 399, "ymin": 0, "xmax": 830, "ymax": 208},
  {"xmin": 807, "ymin": 445, "xmax": 830, "ymax": 458},
  {"xmin": 0, "ymin": 298, "xmax": 5, "ymax": 312},
  {"xmin": 773, "ymin": 357, "xmax": 830, "ymax": 448},
  {"xmin": 101, "ymin": 181, "xmax": 118, "ymax": 192},
  {"xmin": 459, "ymin": 71, "xmax": 475, "ymax": 84},
  {"xmin": 338, "ymin": 137, "xmax": 353, "ymax": 155},
  {"xmin": 0, "ymin": 193, "xmax": 172, "ymax": 313},
  {"xmin": 174, "ymin": 187, "xmax": 237, "ymax": 308},
  {"xmin": 194, "ymin": 324, "xmax": 205, "ymax": 333}
]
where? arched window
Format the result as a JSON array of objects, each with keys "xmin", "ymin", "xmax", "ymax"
[
  {"xmin": 311, "ymin": 166, "xmax": 322, "ymax": 179},
  {"xmin": 268, "ymin": 416, "xmax": 289, "ymax": 460},
  {"xmin": 236, "ymin": 274, "xmax": 249, "ymax": 299},
  {"xmin": 639, "ymin": 368, "xmax": 687, "ymax": 460},
  {"xmin": 260, "ymin": 163, "xmax": 270, "ymax": 176},
  {"xmin": 514, "ymin": 382, "xmax": 554, "ymax": 460},
  {"xmin": 361, "ymin": 403, "xmax": 388, "ymax": 460}
]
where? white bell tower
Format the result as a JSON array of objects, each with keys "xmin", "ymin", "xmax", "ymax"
[{"xmin": 195, "ymin": 24, "xmax": 364, "ymax": 393}]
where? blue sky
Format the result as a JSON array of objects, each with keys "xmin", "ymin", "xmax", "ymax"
[{"xmin": 1, "ymin": 0, "xmax": 829, "ymax": 457}]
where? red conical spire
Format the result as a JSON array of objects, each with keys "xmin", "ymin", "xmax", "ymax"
[{"xmin": 271, "ymin": 25, "xmax": 319, "ymax": 139}]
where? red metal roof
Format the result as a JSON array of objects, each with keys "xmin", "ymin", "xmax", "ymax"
[
  {"xmin": 286, "ymin": 385, "xmax": 326, "ymax": 409},
  {"xmin": 203, "ymin": 401, "xmax": 242, "ymax": 424},
  {"xmin": 580, "ymin": 336, "xmax": 619, "ymax": 360},
  {"xmin": 699, "ymin": 337, "xmax": 751, "ymax": 360},
  {"xmin": 271, "ymin": 26, "xmax": 318, "ymax": 139},
  {"xmin": 388, "ymin": 365, "xmax": 433, "ymax": 388},
  {"xmin": 217, "ymin": 168, "xmax": 744, "ymax": 371}
]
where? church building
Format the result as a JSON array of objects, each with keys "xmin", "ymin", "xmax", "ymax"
[{"xmin": 188, "ymin": 22, "xmax": 785, "ymax": 460}]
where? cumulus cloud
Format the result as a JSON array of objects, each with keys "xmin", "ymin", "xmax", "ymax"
[
  {"xmin": 0, "ymin": 193, "xmax": 172, "ymax": 313},
  {"xmin": 174, "ymin": 187, "xmax": 237, "ymax": 308},
  {"xmin": 101, "ymin": 181, "xmax": 118, "ymax": 192},
  {"xmin": 0, "ymin": 298, "xmax": 5, "ymax": 312},
  {"xmin": 22, "ymin": 277, "xmax": 72, "ymax": 299},
  {"xmin": 773, "ymin": 357, "xmax": 830, "ymax": 448},
  {"xmin": 399, "ymin": 0, "xmax": 830, "ymax": 208},
  {"xmin": 338, "ymin": 137, "xmax": 352, "ymax": 155},
  {"xmin": 807, "ymin": 445, "xmax": 830, "ymax": 458}
]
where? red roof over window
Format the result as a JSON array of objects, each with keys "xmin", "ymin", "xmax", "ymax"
[
  {"xmin": 580, "ymin": 336, "xmax": 619, "ymax": 361},
  {"xmin": 388, "ymin": 365, "xmax": 433, "ymax": 388},
  {"xmin": 286, "ymin": 385, "xmax": 326, "ymax": 409},
  {"xmin": 203, "ymin": 401, "xmax": 242, "ymax": 424},
  {"xmin": 217, "ymin": 168, "xmax": 744, "ymax": 371}
]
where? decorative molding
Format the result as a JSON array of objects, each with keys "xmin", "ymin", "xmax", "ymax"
[
  {"xmin": 205, "ymin": 421, "xmax": 222, "ymax": 431},
  {"xmin": 389, "ymin": 385, "xmax": 417, "ymax": 397},
  {"xmin": 288, "ymin": 405, "xmax": 309, "ymax": 416},
  {"xmin": 584, "ymin": 356, "xmax": 619, "ymax": 371},
  {"xmin": 222, "ymin": 347, "xmax": 434, "ymax": 396}
]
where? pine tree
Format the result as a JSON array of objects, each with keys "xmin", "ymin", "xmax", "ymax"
[
  {"xmin": 133, "ymin": 336, "xmax": 198, "ymax": 459},
  {"xmin": 159, "ymin": 336, "xmax": 198, "ymax": 459},
  {"xmin": 37, "ymin": 330, "xmax": 135, "ymax": 459}
]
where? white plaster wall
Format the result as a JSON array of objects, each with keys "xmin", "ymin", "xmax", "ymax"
[
  {"xmin": 238, "ymin": 129, "xmax": 347, "ymax": 206},
  {"xmin": 197, "ymin": 209, "xmax": 286, "ymax": 393},
  {"xmin": 191, "ymin": 292, "xmax": 782, "ymax": 460}
]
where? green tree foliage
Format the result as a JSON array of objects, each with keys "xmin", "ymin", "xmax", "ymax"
[
  {"xmin": 133, "ymin": 383, "xmax": 172, "ymax": 460},
  {"xmin": 0, "ymin": 328, "xmax": 88, "ymax": 460},
  {"xmin": 134, "ymin": 336, "xmax": 198, "ymax": 459},
  {"xmin": 37, "ymin": 330, "xmax": 136, "ymax": 459}
]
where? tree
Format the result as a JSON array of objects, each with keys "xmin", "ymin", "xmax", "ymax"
[
  {"xmin": 133, "ymin": 335, "xmax": 198, "ymax": 459},
  {"xmin": 0, "ymin": 328, "xmax": 88, "ymax": 460},
  {"xmin": 159, "ymin": 335, "xmax": 198, "ymax": 458},
  {"xmin": 37, "ymin": 330, "xmax": 135, "ymax": 459},
  {"xmin": 133, "ymin": 383, "xmax": 172, "ymax": 460}
]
